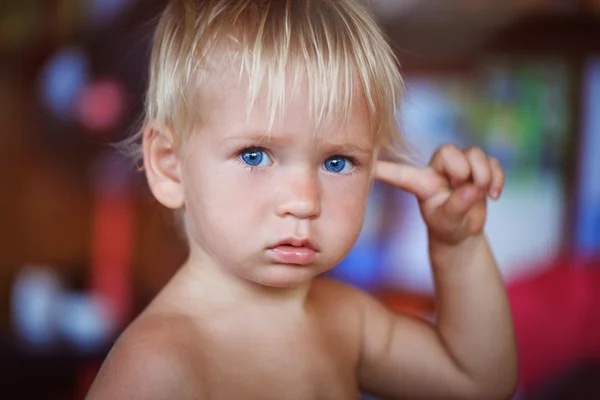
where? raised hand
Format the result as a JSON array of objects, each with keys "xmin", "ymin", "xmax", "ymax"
[{"xmin": 375, "ymin": 144, "xmax": 505, "ymax": 245}]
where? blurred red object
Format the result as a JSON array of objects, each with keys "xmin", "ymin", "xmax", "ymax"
[
  {"xmin": 76, "ymin": 79, "xmax": 126, "ymax": 135},
  {"xmin": 508, "ymin": 256, "xmax": 600, "ymax": 393},
  {"xmin": 377, "ymin": 255, "xmax": 600, "ymax": 395}
]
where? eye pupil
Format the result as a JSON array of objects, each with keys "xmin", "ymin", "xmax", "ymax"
[
  {"xmin": 241, "ymin": 149, "xmax": 263, "ymax": 166},
  {"xmin": 325, "ymin": 158, "xmax": 346, "ymax": 173}
]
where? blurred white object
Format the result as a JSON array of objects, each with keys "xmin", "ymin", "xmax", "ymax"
[
  {"xmin": 379, "ymin": 76, "xmax": 567, "ymax": 292},
  {"xmin": 381, "ymin": 162, "xmax": 565, "ymax": 293},
  {"xmin": 11, "ymin": 265, "xmax": 115, "ymax": 352},
  {"xmin": 11, "ymin": 266, "xmax": 62, "ymax": 347},
  {"xmin": 55, "ymin": 293, "xmax": 113, "ymax": 353}
]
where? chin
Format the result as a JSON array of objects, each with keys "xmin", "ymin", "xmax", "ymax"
[{"xmin": 249, "ymin": 265, "xmax": 325, "ymax": 288}]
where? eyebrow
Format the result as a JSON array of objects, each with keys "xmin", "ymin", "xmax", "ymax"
[
  {"xmin": 220, "ymin": 131, "xmax": 278, "ymax": 145},
  {"xmin": 221, "ymin": 130, "xmax": 374, "ymax": 155},
  {"xmin": 318, "ymin": 142, "xmax": 373, "ymax": 156}
]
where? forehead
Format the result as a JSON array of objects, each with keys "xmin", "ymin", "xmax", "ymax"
[{"xmin": 197, "ymin": 66, "xmax": 375, "ymax": 147}]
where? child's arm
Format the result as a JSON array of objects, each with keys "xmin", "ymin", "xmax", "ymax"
[{"xmin": 358, "ymin": 144, "xmax": 518, "ymax": 399}]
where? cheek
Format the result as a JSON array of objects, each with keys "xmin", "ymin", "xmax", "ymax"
[
  {"xmin": 187, "ymin": 166, "xmax": 272, "ymax": 224},
  {"xmin": 322, "ymin": 176, "xmax": 370, "ymax": 233},
  {"xmin": 183, "ymin": 167, "xmax": 273, "ymax": 258}
]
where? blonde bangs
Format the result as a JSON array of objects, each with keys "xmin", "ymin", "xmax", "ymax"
[{"xmin": 137, "ymin": 0, "xmax": 409, "ymax": 162}]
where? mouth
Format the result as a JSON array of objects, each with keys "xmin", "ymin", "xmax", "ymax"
[
  {"xmin": 267, "ymin": 237, "xmax": 319, "ymax": 266},
  {"xmin": 271, "ymin": 237, "xmax": 319, "ymax": 251}
]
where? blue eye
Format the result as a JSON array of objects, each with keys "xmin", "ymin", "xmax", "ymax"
[
  {"xmin": 323, "ymin": 156, "xmax": 353, "ymax": 173},
  {"xmin": 240, "ymin": 148, "xmax": 272, "ymax": 167}
]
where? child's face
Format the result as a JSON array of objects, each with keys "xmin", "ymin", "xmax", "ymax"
[{"xmin": 180, "ymin": 70, "xmax": 376, "ymax": 288}]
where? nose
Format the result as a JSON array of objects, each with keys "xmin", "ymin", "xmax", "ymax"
[{"xmin": 275, "ymin": 168, "xmax": 322, "ymax": 220}]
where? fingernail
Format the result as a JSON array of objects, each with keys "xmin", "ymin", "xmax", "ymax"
[{"xmin": 490, "ymin": 190, "xmax": 500, "ymax": 199}]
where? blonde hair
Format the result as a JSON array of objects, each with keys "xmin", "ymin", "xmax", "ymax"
[{"xmin": 126, "ymin": 0, "xmax": 408, "ymax": 163}]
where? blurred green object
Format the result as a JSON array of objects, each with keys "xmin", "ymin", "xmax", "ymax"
[{"xmin": 428, "ymin": 58, "xmax": 571, "ymax": 182}]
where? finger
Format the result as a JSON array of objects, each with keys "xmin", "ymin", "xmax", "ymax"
[
  {"xmin": 464, "ymin": 147, "xmax": 492, "ymax": 192},
  {"xmin": 441, "ymin": 184, "xmax": 480, "ymax": 222},
  {"xmin": 430, "ymin": 144, "xmax": 470, "ymax": 187},
  {"xmin": 375, "ymin": 161, "xmax": 446, "ymax": 199},
  {"xmin": 488, "ymin": 156, "xmax": 505, "ymax": 200}
]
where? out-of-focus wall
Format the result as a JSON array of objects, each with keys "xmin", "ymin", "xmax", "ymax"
[{"xmin": 1, "ymin": 1, "xmax": 600, "ymax": 398}]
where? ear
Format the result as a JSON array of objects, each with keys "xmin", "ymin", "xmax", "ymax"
[{"xmin": 143, "ymin": 123, "xmax": 185, "ymax": 209}]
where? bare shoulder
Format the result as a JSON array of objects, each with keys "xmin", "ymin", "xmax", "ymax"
[
  {"xmin": 309, "ymin": 277, "xmax": 388, "ymax": 333},
  {"xmin": 310, "ymin": 277, "xmax": 385, "ymax": 313},
  {"xmin": 86, "ymin": 312, "xmax": 203, "ymax": 400}
]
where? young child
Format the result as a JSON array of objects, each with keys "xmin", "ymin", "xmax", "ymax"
[{"xmin": 87, "ymin": 0, "xmax": 518, "ymax": 399}]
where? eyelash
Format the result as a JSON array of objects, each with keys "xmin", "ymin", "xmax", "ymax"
[
  {"xmin": 236, "ymin": 146, "xmax": 272, "ymax": 171},
  {"xmin": 235, "ymin": 146, "xmax": 361, "ymax": 173},
  {"xmin": 326, "ymin": 155, "xmax": 360, "ymax": 174}
]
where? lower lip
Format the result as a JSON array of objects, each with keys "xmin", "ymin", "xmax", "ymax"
[{"xmin": 268, "ymin": 245, "xmax": 317, "ymax": 265}]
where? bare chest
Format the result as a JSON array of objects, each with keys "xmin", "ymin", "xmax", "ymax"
[{"xmin": 191, "ymin": 323, "xmax": 361, "ymax": 399}]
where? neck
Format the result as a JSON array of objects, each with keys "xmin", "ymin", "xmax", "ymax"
[{"xmin": 171, "ymin": 249, "xmax": 313, "ymax": 314}]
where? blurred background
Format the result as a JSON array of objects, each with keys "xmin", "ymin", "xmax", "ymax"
[{"xmin": 1, "ymin": 0, "xmax": 599, "ymax": 399}]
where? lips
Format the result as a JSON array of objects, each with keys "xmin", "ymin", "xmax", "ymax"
[{"xmin": 268, "ymin": 237, "xmax": 319, "ymax": 265}]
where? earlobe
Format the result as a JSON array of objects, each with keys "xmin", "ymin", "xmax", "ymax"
[{"xmin": 143, "ymin": 123, "xmax": 185, "ymax": 209}]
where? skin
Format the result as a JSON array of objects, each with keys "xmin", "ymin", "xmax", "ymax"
[{"xmin": 86, "ymin": 69, "xmax": 518, "ymax": 400}]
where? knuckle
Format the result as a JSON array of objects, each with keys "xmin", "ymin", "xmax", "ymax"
[
  {"xmin": 438, "ymin": 143, "xmax": 457, "ymax": 156},
  {"xmin": 465, "ymin": 146, "xmax": 486, "ymax": 159}
]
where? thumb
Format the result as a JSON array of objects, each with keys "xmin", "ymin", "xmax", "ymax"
[{"xmin": 375, "ymin": 161, "xmax": 447, "ymax": 200}]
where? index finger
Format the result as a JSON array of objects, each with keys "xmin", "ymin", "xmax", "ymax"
[{"xmin": 375, "ymin": 161, "xmax": 447, "ymax": 200}]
